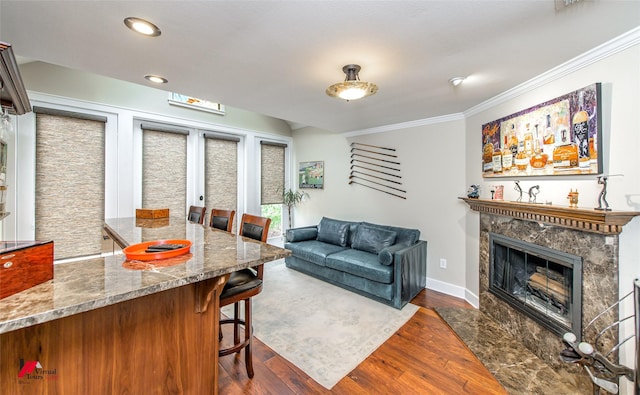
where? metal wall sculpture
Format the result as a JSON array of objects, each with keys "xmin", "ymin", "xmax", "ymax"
[{"xmin": 349, "ymin": 142, "xmax": 406, "ymax": 199}]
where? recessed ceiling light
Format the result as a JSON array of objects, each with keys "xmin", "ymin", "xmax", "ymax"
[
  {"xmin": 124, "ymin": 17, "xmax": 161, "ymax": 37},
  {"xmin": 144, "ymin": 74, "xmax": 168, "ymax": 84},
  {"xmin": 448, "ymin": 77, "xmax": 466, "ymax": 87}
]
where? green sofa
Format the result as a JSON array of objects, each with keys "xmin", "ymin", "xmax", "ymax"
[{"xmin": 284, "ymin": 217, "xmax": 427, "ymax": 309}]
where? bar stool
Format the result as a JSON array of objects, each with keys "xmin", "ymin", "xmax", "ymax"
[
  {"xmin": 187, "ymin": 205, "xmax": 206, "ymax": 224},
  {"xmin": 218, "ymin": 214, "xmax": 271, "ymax": 378},
  {"xmin": 209, "ymin": 209, "xmax": 235, "ymax": 233}
]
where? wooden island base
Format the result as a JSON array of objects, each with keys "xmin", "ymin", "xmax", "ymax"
[{"xmin": 1, "ymin": 276, "xmax": 227, "ymax": 395}]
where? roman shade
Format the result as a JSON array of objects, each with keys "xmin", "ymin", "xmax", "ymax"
[
  {"xmin": 204, "ymin": 132, "xmax": 239, "ymax": 232},
  {"xmin": 260, "ymin": 141, "xmax": 286, "ymax": 205},
  {"xmin": 34, "ymin": 111, "xmax": 105, "ymax": 259},
  {"xmin": 142, "ymin": 127, "xmax": 187, "ymax": 219}
]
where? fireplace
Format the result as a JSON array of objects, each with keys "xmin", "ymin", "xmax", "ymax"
[
  {"xmin": 489, "ymin": 233, "xmax": 582, "ymax": 337},
  {"xmin": 460, "ymin": 197, "xmax": 640, "ymax": 391}
]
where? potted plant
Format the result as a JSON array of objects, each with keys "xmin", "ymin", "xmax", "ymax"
[{"xmin": 282, "ymin": 187, "xmax": 309, "ymax": 229}]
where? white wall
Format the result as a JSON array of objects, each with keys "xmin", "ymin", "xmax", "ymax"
[
  {"xmin": 18, "ymin": 62, "xmax": 292, "ymax": 137},
  {"xmin": 465, "ymin": 43, "xmax": 640, "ymax": 392},
  {"xmin": 6, "ymin": 62, "xmax": 293, "ymax": 241},
  {"xmin": 293, "ymin": 119, "xmax": 470, "ymax": 299},
  {"xmin": 292, "ymin": 39, "xmax": 640, "ymax": 393}
]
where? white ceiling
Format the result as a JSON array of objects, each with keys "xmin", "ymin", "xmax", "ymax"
[{"xmin": 1, "ymin": 1, "xmax": 639, "ymax": 133}]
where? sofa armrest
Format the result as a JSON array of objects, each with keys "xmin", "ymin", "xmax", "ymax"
[
  {"xmin": 392, "ymin": 240, "xmax": 428, "ymax": 308},
  {"xmin": 286, "ymin": 226, "xmax": 318, "ymax": 242}
]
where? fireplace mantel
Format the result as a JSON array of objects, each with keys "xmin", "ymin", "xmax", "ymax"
[{"xmin": 460, "ymin": 197, "xmax": 640, "ymax": 235}]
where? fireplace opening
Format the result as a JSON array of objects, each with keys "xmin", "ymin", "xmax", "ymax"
[{"xmin": 489, "ymin": 233, "xmax": 583, "ymax": 338}]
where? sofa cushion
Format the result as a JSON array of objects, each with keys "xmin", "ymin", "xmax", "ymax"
[
  {"xmin": 286, "ymin": 226, "xmax": 318, "ymax": 242},
  {"xmin": 362, "ymin": 221, "xmax": 420, "ymax": 246},
  {"xmin": 317, "ymin": 217, "xmax": 351, "ymax": 247},
  {"xmin": 325, "ymin": 249, "xmax": 393, "ymax": 284},
  {"xmin": 352, "ymin": 224, "xmax": 397, "ymax": 254},
  {"xmin": 284, "ymin": 240, "xmax": 347, "ymax": 266}
]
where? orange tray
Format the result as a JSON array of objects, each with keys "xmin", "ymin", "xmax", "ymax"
[{"xmin": 123, "ymin": 239, "xmax": 192, "ymax": 261}]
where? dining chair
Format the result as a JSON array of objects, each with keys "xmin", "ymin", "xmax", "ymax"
[
  {"xmin": 187, "ymin": 205, "xmax": 206, "ymax": 225},
  {"xmin": 209, "ymin": 209, "xmax": 235, "ymax": 233},
  {"xmin": 218, "ymin": 213, "xmax": 271, "ymax": 378}
]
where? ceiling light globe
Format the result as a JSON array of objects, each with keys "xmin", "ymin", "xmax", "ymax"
[
  {"xmin": 326, "ymin": 81, "xmax": 378, "ymax": 101},
  {"xmin": 326, "ymin": 64, "xmax": 378, "ymax": 101}
]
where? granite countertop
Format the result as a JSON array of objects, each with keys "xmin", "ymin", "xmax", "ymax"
[{"xmin": 0, "ymin": 217, "xmax": 290, "ymax": 334}]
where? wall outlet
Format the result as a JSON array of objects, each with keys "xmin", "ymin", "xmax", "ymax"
[{"xmin": 439, "ymin": 258, "xmax": 447, "ymax": 269}]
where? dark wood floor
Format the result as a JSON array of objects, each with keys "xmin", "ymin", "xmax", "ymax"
[{"xmin": 218, "ymin": 289, "xmax": 508, "ymax": 394}]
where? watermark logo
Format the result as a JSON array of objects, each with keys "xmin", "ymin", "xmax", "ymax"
[{"xmin": 18, "ymin": 359, "xmax": 57, "ymax": 383}]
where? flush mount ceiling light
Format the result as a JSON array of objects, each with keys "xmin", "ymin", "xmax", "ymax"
[
  {"xmin": 326, "ymin": 64, "xmax": 378, "ymax": 101},
  {"xmin": 449, "ymin": 77, "xmax": 466, "ymax": 87},
  {"xmin": 124, "ymin": 17, "xmax": 161, "ymax": 37},
  {"xmin": 144, "ymin": 74, "xmax": 168, "ymax": 84}
]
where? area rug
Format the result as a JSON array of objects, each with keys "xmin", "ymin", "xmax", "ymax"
[{"xmin": 222, "ymin": 259, "xmax": 419, "ymax": 389}]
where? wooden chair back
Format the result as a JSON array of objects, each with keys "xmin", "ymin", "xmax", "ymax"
[
  {"xmin": 187, "ymin": 205, "xmax": 206, "ymax": 225},
  {"xmin": 238, "ymin": 214, "xmax": 271, "ymax": 280},
  {"xmin": 209, "ymin": 209, "xmax": 235, "ymax": 233},
  {"xmin": 238, "ymin": 214, "xmax": 271, "ymax": 243}
]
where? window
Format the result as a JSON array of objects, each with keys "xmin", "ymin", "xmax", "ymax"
[
  {"xmin": 141, "ymin": 123, "xmax": 188, "ymax": 218},
  {"xmin": 260, "ymin": 141, "xmax": 286, "ymax": 238},
  {"xmin": 34, "ymin": 109, "xmax": 106, "ymax": 260},
  {"xmin": 204, "ymin": 132, "xmax": 239, "ymax": 231}
]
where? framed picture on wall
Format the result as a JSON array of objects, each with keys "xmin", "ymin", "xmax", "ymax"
[
  {"xmin": 299, "ymin": 161, "xmax": 324, "ymax": 189},
  {"xmin": 482, "ymin": 83, "xmax": 602, "ymax": 178}
]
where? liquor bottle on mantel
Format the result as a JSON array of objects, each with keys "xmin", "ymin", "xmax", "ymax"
[
  {"xmin": 573, "ymin": 91, "xmax": 590, "ymax": 169},
  {"xmin": 552, "ymin": 129, "xmax": 578, "ymax": 169}
]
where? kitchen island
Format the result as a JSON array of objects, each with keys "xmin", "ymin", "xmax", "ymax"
[{"xmin": 0, "ymin": 217, "xmax": 290, "ymax": 394}]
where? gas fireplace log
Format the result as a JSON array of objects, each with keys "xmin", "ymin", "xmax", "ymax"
[
  {"xmin": 529, "ymin": 273, "xmax": 569, "ymax": 301},
  {"xmin": 529, "ymin": 273, "xmax": 569, "ymax": 297},
  {"xmin": 535, "ymin": 266, "xmax": 565, "ymax": 283}
]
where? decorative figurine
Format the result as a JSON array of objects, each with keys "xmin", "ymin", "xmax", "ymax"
[
  {"xmin": 567, "ymin": 189, "xmax": 579, "ymax": 208},
  {"xmin": 528, "ymin": 185, "xmax": 539, "ymax": 203},
  {"xmin": 514, "ymin": 180, "xmax": 523, "ymax": 202},
  {"xmin": 467, "ymin": 184, "xmax": 480, "ymax": 199},
  {"xmin": 595, "ymin": 174, "xmax": 622, "ymax": 211},
  {"xmin": 514, "ymin": 180, "xmax": 539, "ymax": 203}
]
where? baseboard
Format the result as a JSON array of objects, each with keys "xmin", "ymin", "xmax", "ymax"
[
  {"xmin": 425, "ymin": 277, "xmax": 479, "ymax": 308},
  {"xmin": 465, "ymin": 289, "xmax": 479, "ymax": 309}
]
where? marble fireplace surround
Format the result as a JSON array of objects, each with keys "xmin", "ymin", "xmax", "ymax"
[{"xmin": 461, "ymin": 198, "xmax": 640, "ymax": 391}]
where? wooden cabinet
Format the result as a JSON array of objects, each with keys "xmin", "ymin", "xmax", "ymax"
[
  {"xmin": 0, "ymin": 41, "xmax": 31, "ymax": 115},
  {"xmin": 0, "ymin": 241, "xmax": 53, "ymax": 299}
]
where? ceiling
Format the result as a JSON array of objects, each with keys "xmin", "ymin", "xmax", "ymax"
[{"xmin": 1, "ymin": 1, "xmax": 639, "ymax": 133}]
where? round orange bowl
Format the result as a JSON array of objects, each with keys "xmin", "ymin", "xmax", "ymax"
[{"xmin": 123, "ymin": 239, "xmax": 192, "ymax": 261}]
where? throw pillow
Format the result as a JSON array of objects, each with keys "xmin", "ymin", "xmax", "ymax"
[
  {"xmin": 316, "ymin": 217, "xmax": 351, "ymax": 247},
  {"xmin": 378, "ymin": 248, "xmax": 394, "ymax": 266},
  {"xmin": 286, "ymin": 227, "xmax": 318, "ymax": 242},
  {"xmin": 352, "ymin": 224, "xmax": 397, "ymax": 254}
]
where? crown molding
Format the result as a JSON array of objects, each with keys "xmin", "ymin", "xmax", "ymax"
[
  {"xmin": 342, "ymin": 27, "xmax": 640, "ymax": 137},
  {"xmin": 464, "ymin": 26, "xmax": 640, "ymax": 117},
  {"xmin": 342, "ymin": 112, "xmax": 465, "ymax": 137}
]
